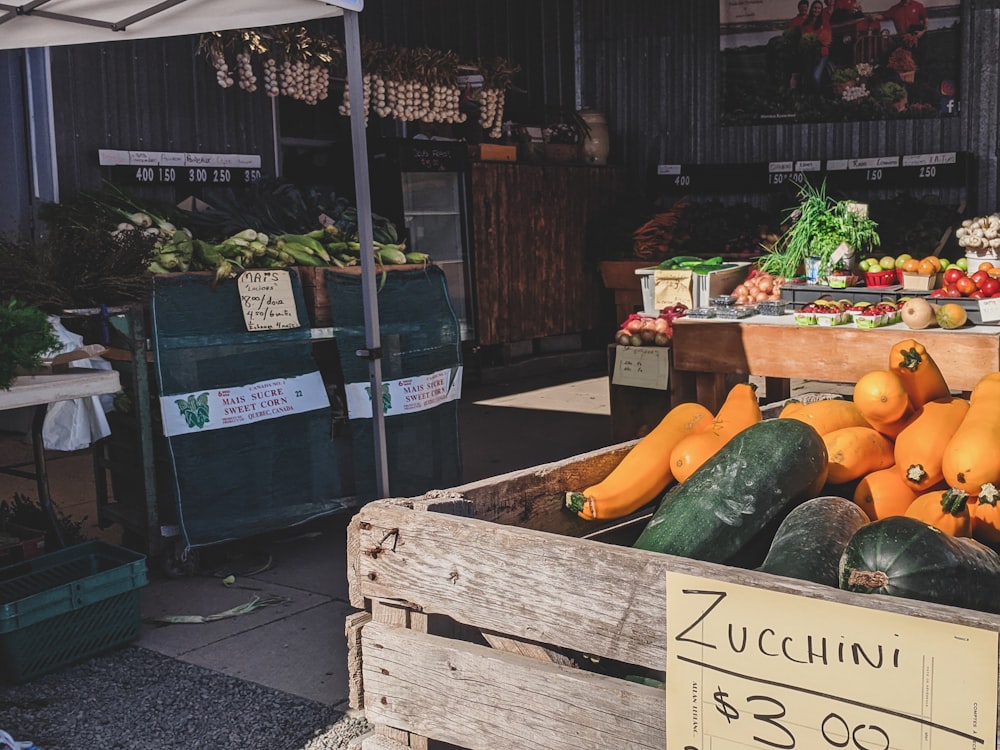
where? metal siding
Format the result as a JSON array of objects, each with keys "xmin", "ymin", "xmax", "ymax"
[
  {"xmin": 18, "ymin": 1, "xmax": 997, "ymax": 219},
  {"xmin": 48, "ymin": 35, "xmax": 278, "ymax": 202},
  {"xmin": 578, "ymin": 1, "xmax": 995, "ymax": 213}
]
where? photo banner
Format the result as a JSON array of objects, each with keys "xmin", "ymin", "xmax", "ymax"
[{"xmin": 719, "ymin": 0, "xmax": 962, "ymax": 124}]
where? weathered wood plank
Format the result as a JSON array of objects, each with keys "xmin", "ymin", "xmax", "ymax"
[
  {"xmin": 353, "ymin": 501, "xmax": 1000, "ymax": 672},
  {"xmin": 362, "ymin": 621, "xmax": 664, "ymax": 750},
  {"xmin": 345, "ymin": 610, "xmax": 372, "ymax": 710}
]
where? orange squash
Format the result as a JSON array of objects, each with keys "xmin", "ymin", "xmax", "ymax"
[
  {"xmin": 971, "ymin": 484, "xmax": 1000, "ymax": 545},
  {"xmin": 904, "ymin": 487, "xmax": 973, "ymax": 537},
  {"xmin": 852, "ymin": 369, "xmax": 915, "ymax": 439},
  {"xmin": 822, "ymin": 425, "xmax": 895, "ymax": 484},
  {"xmin": 670, "ymin": 383, "xmax": 762, "ymax": 483},
  {"xmin": 893, "ymin": 396, "xmax": 969, "ymax": 492},
  {"xmin": 565, "ymin": 401, "xmax": 713, "ymax": 520},
  {"xmin": 942, "ymin": 374, "xmax": 1000, "ymax": 494},
  {"xmin": 852, "ymin": 466, "xmax": 919, "ymax": 521},
  {"xmin": 778, "ymin": 400, "xmax": 805, "ymax": 418},
  {"xmin": 888, "ymin": 339, "xmax": 951, "ymax": 407},
  {"xmin": 779, "ymin": 397, "xmax": 869, "ymax": 436}
]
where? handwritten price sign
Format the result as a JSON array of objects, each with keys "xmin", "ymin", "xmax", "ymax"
[
  {"xmin": 237, "ymin": 270, "xmax": 301, "ymax": 331},
  {"xmin": 666, "ymin": 573, "xmax": 998, "ymax": 750}
]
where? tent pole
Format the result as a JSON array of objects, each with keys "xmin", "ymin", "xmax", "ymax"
[{"xmin": 343, "ymin": 8, "xmax": 390, "ymax": 499}]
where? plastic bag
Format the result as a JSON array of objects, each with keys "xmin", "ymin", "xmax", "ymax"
[
  {"xmin": 40, "ymin": 316, "xmax": 113, "ymax": 451},
  {"xmin": 0, "ymin": 728, "xmax": 36, "ymax": 749}
]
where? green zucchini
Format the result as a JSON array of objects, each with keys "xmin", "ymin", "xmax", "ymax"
[
  {"xmin": 757, "ymin": 495, "xmax": 868, "ymax": 587},
  {"xmin": 839, "ymin": 516, "xmax": 1000, "ymax": 614},
  {"xmin": 633, "ymin": 419, "xmax": 828, "ymax": 565}
]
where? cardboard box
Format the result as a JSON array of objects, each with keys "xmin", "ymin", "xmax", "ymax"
[
  {"xmin": 470, "ymin": 144, "xmax": 517, "ymax": 162},
  {"xmin": 636, "ymin": 262, "xmax": 751, "ymax": 313},
  {"xmin": 901, "ymin": 271, "xmax": 942, "ymax": 291}
]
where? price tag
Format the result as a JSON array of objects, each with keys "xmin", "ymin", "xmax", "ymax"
[
  {"xmin": 237, "ymin": 270, "xmax": 301, "ymax": 331},
  {"xmin": 611, "ymin": 346, "xmax": 670, "ymax": 390},
  {"xmin": 666, "ymin": 572, "xmax": 998, "ymax": 750},
  {"xmin": 979, "ymin": 297, "xmax": 1000, "ymax": 323}
]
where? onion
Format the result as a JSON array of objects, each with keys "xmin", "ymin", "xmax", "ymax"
[
  {"xmin": 736, "ymin": 295, "xmax": 751, "ymax": 305},
  {"xmin": 755, "ymin": 291, "xmax": 769, "ymax": 302},
  {"xmin": 639, "ymin": 328, "xmax": 657, "ymax": 343},
  {"xmin": 626, "ymin": 318, "xmax": 644, "ymax": 334},
  {"xmin": 629, "ymin": 334, "xmax": 643, "ymax": 347},
  {"xmin": 654, "ymin": 332, "xmax": 670, "ymax": 346},
  {"xmin": 757, "ymin": 277, "xmax": 774, "ymax": 294},
  {"xmin": 653, "ymin": 317, "xmax": 670, "ymax": 333},
  {"xmin": 616, "ymin": 330, "xmax": 632, "ymax": 346},
  {"xmin": 733, "ymin": 284, "xmax": 749, "ymax": 298}
]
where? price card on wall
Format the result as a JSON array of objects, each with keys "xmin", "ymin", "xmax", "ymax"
[
  {"xmin": 237, "ymin": 270, "xmax": 301, "ymax": 331},
  {"xmin": 666, "ymin": 572, "xmax": 998, "ymax": 750}
]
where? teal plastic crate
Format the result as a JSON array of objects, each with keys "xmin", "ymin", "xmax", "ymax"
[{"xmin": 0, "ymin": 540, "xmax": 147, "ymax": 683}]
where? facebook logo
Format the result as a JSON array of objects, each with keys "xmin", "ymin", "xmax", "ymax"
[{"xmin": 940, "ymin": 98, "xmax": 957, "ymax": 114}]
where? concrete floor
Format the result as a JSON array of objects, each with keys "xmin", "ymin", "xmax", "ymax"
[
  {"xmin": 0, "ymin": 361, "xmax": 848, "ymax": 709},
  {"xmin": 0, "ymin": 361, "xmax": 617, "ymax": 709}
]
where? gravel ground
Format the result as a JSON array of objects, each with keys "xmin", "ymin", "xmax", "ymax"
[{"xmin": 0, "ymin": 646, "xmax": 370, "ymax": 750}]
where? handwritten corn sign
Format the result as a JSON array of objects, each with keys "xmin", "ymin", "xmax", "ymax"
[
  {"xmin": 666, "ymin": 572, "xmax": 998, "ymax": 750},
  {"xmin": 238, "ymin": 270, "xmax": 300, "ymax": 331}
]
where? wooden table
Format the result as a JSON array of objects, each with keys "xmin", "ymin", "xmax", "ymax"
[
  {"xmin": 671, "ymin": 315, "xmax": 1000, "ymax": 412},
  {"xmin": 0, "ymin": 370, "xmax": 121, "ymax": 546}
]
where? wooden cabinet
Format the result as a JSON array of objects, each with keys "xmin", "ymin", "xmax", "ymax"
[{"xmin": 469, "ymin": 162, "xmax": 622, "ymax": 347}]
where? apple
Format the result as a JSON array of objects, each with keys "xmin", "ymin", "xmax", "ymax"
[
  {"xmin": 879, "ymin": 256, "xmax": 896, "ymax": 270},
  {"xmin": 894, "ymin": 253, "xmax": 912, "ymax": 269},
  {"xmin": 955, "ymin": 257, "xmax": 969, "ymax": 272}
]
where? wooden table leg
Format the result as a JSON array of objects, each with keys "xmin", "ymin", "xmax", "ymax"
[
  {"xmin": 695, "ymin": 372, "xmax": 730, "ymax": 414},
  {"xmin": 764, "ymin": 377, "xmax": 791, "ymax": 405}
]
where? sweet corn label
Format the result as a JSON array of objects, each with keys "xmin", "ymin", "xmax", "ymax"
[
  {"xmin": 343, "ymin": 366, "xmax": 463, "ymax": 419},
  {"xmin": 666, "ymin": 571, "xmax": 999, "ymax": 750},
  {"xmin": 160, "ymin": 371, "xmax": 329, "ymax": 436}
]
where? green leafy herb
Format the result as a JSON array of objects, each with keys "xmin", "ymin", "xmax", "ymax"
[{"xmin": 0, "ymin": 298, "xmax": 61, "ymax": 390}]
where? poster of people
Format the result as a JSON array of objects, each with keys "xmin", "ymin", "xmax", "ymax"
[{"xmin": 719, "ymin": 0, "xmax": 961, "ymax": 124}]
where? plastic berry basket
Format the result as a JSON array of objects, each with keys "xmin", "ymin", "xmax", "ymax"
[
  {"xmin": 864, "ymin": 269, "xmax": 899, "ymax": 287},
  {"xmin": 0, "ymin": 541, "xmax": 147, "ymax": 683}
]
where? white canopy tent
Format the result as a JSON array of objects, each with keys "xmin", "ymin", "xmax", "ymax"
[{"xmin": 0, "ymin": 0, "xmax": 391, "ymax": 497}]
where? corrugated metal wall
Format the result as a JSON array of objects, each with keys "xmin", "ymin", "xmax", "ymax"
[
  {"xmin": 48, "ymin": 35, "xmax": 278, "ymax": 204},
  {"xmin": 31, "ymin": 1, "xmax": 1000, "ymax": 215},
  {"xmin": 576, "ymin": 1, "xmax": 999, "ymax": 213}
]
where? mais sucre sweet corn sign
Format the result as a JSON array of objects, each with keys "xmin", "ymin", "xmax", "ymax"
[{"xmin": 666, "ymin": 572, "xmax": 998, "ymax": 750}]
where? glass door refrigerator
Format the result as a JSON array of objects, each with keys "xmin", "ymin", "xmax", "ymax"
[{"xmin": 369, "ymin": 138, "xmax": 475, "ymax": 341}]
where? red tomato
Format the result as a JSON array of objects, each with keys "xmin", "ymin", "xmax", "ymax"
[
  {"xmin": 944, "ymin": 267, "xmax": 967, "ymax": 285},
  {"xmin": 929, "ymin": 288, "xmax": 948, "ymax": 298},
  {"xmin": 956, "ymin": 276, "xmax": 978, "ymax": 296},
  {"xmin": 969, "ymin": 290, "xmax": 986, "ymax": 299},
  {"xmin": 971, "ymin": 270, "xmax": 990, "ymax": 288},
  {"xmin": 946, "ymin": 285, "xmax": 964, "ymax": 298},
  {"xmin": 983, "ymin": 278, "xmax": 1000, "ymax": 296}
]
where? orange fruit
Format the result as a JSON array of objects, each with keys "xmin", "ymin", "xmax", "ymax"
[
  {"xmin": 901, "ymin": 258, "xmax": 920, "ymax": 273},
  {"xmin": 917, "ymin": 259, "xmax": 936, "ymax": 275},
  {"xmin": 922, "ymin": 256, "xmax": 943, "ymax": 272},
  {"xmin": 979, "ymin": 261, "xmax": 995, "ymax": 272}
]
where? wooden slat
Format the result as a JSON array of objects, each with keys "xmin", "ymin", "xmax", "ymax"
[
  {"xmin": 345, "ymin": 610, "xmax": 372, "ymax": 710},
  {"xmin": 672, "ymin": 317, "xmax": 1000, "ymax": 407},
  {"xmin": 469, "ymin": 163, "xmax": 622, "ymax": 346},
  {"xmin": 352, "ymin": 501, "xmax": 1000, "ymax": 673},
  {"xmin": 361, "ymin": 621, "xmax": 665, "ymax": 750}
]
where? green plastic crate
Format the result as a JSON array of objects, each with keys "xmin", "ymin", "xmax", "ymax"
[{"xmin": 0, "ymin": 540, "xmax": 147, "ymax": 683}]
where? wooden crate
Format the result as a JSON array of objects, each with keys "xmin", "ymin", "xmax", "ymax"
[
  {"xmin": 346, "ymin": 447, "xmax": 1000, "ymax": 750},
  {"xmin": 296, "ymin": 264, "xmax": 420, "ymax": 327}
]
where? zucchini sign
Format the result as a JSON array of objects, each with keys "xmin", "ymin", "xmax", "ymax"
[{"xmin": 666, "ymin": 572, "xmax": 998, "ymax": 749}]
